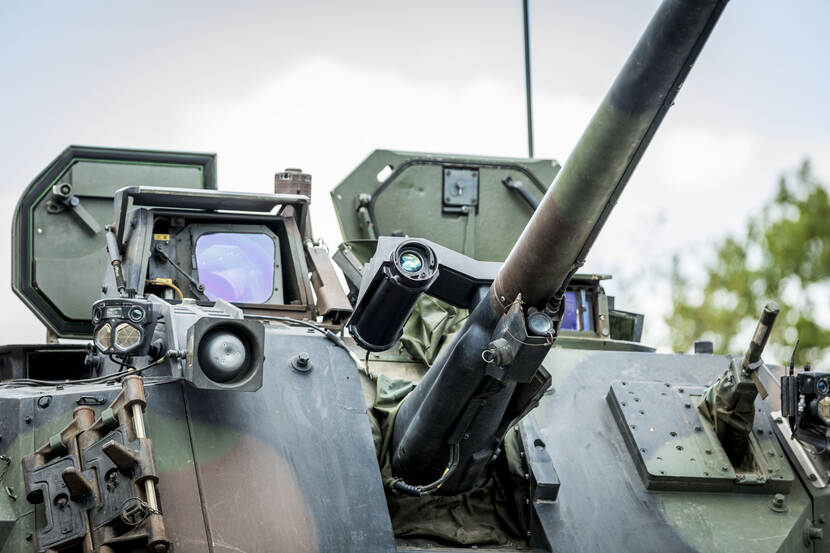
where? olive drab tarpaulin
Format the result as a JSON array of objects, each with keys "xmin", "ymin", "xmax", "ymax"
[
  {"xmin": 400, "ymin": 296, "xmax": 469, "ymax": 366},
  {"xmin": 362, "ymin": 297, "xmax": 522, "ymax": 546},
  {"xmin": 368, "ymin": 373, "xmax": 522, "ymax": 546},
  {"xmin": 697, "ymin": 359, "xmax": 757, "ymax": 466}
]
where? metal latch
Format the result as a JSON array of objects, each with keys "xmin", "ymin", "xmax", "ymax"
[
  {"xmin": 45, "ymin": 182, "xmax": 102, "ymax": 235},
  {"xmin": 443, "ymin": 168, "xmax": 479, "ymax": 214},
  {"xmin": 22, "ymin": 375, "xmax": 169, "ymax": 553}
]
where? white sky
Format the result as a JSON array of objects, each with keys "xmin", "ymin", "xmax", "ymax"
[{"xmin": 1, "ymin": 1, "xmax": 828, "ymax": 350}]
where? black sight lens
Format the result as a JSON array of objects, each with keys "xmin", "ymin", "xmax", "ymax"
[{"xmin": 349, "ymin": 240, "xmax": 439, "ymax": 351}]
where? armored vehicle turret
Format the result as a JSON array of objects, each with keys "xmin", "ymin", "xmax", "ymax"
[{"xmin": 1, "ymin": 0, "xmax": 828, "ymax": 552}]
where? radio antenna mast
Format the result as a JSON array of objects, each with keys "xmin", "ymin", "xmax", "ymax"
[{"xmin": 523, "ymin": 0, "xmax": 534, "ymax": 158}]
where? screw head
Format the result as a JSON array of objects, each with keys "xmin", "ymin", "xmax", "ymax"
[{"xmin": 298, "ymin": 352, "xmax": 310, "ymax": 366}]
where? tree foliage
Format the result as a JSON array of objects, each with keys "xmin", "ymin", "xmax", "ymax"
[{"xmin": 669, "ymin": 160, "xmax": 830, "ymax": 365}]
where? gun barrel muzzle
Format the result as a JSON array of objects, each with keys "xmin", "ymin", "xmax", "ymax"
[{"xmin": 743, "ymin": 301, "xmax": 780, "ymax": 371}]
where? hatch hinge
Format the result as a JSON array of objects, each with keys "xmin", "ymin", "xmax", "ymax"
[{"xmin": 45, "ymin": 182, "xmax": 102, "ymax": 235}]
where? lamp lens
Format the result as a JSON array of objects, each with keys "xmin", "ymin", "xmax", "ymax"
[
  {"xmin": 114, "ymin": 322, "xmax": 141, "ymax": 351},
  {"xmin": 95, "ymin": 324, "xmax": 112, "ymax": 350}
]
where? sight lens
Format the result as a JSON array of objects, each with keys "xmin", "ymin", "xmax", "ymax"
[
  {"xmin": 399, "ymin": 252, "xmax": 423, "ymax": 273},
  {"xmin": 128, "ymin": 306, "xmax": 145, "ymax": 322}
]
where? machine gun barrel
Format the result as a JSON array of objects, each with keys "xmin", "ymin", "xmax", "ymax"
[
  {"xmin": 493, "ymin": 0, "xmax": 727, "ymax": 311},
  {"xmin": 389, "ymin": 0, "xmax": 729, "ymax": 495}
]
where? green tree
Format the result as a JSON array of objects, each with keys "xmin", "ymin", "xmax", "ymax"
[{"xmin": 668, "ymin": 160, "xmax": 830, "ymax": 366}]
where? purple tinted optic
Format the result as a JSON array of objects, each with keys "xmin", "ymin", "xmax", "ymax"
[
  {"xmin": 561, "ymin": 291, "xmax": 578, "ymax": 330},
  {"xmin": 195, "ymin": 233, "xmax": 275, "ymax": 303}
]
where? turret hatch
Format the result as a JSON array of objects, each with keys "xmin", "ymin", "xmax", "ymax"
[{"xmin": 13, "ymin": 146, "xmax": 217, "ymax": 338}]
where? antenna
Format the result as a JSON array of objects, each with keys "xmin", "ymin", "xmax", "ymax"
[
  {"xmin": 523, "ymin": 0, "xmax": 534, "ymax": 158},
  {"xmin": 790, "ymin": 339, "xmax": 799, "ymax": 376}
]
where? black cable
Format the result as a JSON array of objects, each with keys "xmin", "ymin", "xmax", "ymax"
[
  {"xmin": 0, "ymin": 356, "xmax": 168, "ymax": 388},
  {"xmin": 244, "ymin": 314, "xmax": 377, "ymax": 380},
  {"xmin": 109, "ymin": 354, "xmax": 136, "ymax": 373},
  {"xmin": 390, "ymin": 443, "xmax": 461, "ymax": 497},
  {"xmin": 799, "ymin": 435, "xmax": 828, "ymax": 456},
  {"xmin": 244, "ymin": 314, "xmax": 346, "ymax": 348}
]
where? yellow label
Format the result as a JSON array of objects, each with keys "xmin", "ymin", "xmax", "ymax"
[
  {"xmin": 153, "ymin": 233, "xmax": 171, "ymax": 242},
  {"xmin": 153, "ymin": 278, "xmax": 174, "ymax": 285}
]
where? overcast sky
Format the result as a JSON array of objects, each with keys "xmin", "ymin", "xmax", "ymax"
[{"xmin": 1, "ymin": 0, "xmax": 828, "ymax": 350}]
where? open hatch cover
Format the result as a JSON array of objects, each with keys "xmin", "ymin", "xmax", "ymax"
[{"xmin": 12, "ymin": 146, "xmax": 217, "ymax": 338}]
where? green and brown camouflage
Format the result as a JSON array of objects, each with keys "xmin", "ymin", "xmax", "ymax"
[{"xmin": 2, "ymin": 0, "xmax": 829, "ymax": 552}]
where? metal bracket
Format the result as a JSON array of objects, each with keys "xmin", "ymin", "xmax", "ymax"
[
  {"xmin": 22, "ymin": 376, "xmax": 169, "ymax": 553},
  {"xmin": 355, "ymin": 194, "xmax": 377, "ymax": 239},
  {"xmin": 502, "ymin": 176, "xmax": 539, "ymax": 210},
  {"xmin": 45, "ymin": 182, "xmax": 102, "ymax": 235},
  {"xmin": 518, "ymin": 415, "xmax": 560, "ymax": 502},
  {"xmin": 83, "ymin": 426, "xmax": 144, "ymax": 529},
  {"xmin": 770, "ymin": 410, "xmax": 828, "ymax": 489},
  {"xmin": 22, "ymin": 455, "xmax": 95, "ymax": 551},
  {"xmin": 442, "ymin": 168, "xmax": 479, "ymax": 214}
]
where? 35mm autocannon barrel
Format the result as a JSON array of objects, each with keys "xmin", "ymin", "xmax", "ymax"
[
  {"xmin": 493, "ymin": 0, "xmax": 728, "ymax": 312},
  {"xmin": 389, "ymin": 0, "xmax": 730, "ymax": 495}
]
